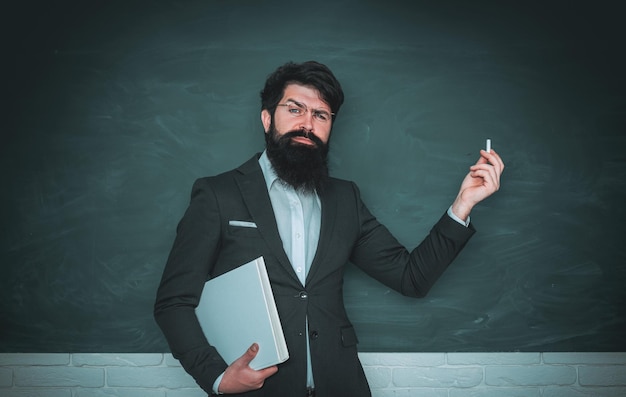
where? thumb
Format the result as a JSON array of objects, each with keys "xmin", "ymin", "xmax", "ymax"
[{"xmin": 241, "ymin": 343, "xmax": 259, "ymax": 364}]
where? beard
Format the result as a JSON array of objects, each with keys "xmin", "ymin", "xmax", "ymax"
[{"xmin": 265, "ymin": 123, "xmax": 329, "ymax": 193}]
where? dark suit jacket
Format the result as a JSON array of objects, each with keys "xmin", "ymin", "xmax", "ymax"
[{"xmin": 154, "ymin": 154, "xmax": 475, "ymax": 396}]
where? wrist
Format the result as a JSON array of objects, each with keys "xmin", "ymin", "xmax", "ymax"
[
  {"xmin": 213, "ymin": 373, "xmax": 225, "ymax": 394},
  {"xmin": 451, "ymin": 198, "xmax": 472, "ymax": 222}
]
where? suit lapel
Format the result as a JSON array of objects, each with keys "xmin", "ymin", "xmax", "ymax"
[
  {"xmin": 306, "ymin": 179, "xmax": 337, "ymax": 285},
  {"xmin": 235, "ymin": 155, "xmax": 302, "ymax": 285}
]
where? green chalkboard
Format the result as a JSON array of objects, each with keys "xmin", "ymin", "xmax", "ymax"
[{"xmin": 2, "ymin": 1, "xmax": 625, "ymax": 352}]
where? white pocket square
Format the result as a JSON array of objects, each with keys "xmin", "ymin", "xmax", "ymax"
[{"xmin": 228, "ymin": 220, "xmax": 257, "ymax": 228}]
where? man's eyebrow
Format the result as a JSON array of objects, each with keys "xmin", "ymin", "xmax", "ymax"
[
  {"xmin": 285, "ymin": 98, "xmax": 330, "ymax": 112},
  {"xmin": 284, "ymin": 98, "xmax": 304, "ymax": 107}
]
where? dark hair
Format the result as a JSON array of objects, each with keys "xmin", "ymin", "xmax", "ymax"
[{"xmin": 260, "ymin": 61, "xmax": 344, "ymax": 120}]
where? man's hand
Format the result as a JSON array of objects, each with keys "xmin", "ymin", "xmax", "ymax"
[
  {"xmin": 451, "ymin": 149, "xmax": 505, "ymax": 221},
  {"xmin": 217, "ymin": 343, "xmax": 278, "ymax": 394}
]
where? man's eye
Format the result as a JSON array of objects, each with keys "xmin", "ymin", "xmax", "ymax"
[
  {"xmin": 314, "ymin": 111, "xmax": 330, "ymax": 121},
  {"xmin": 289, "ymin": 105, "xmax": 303, "ymax": 114}
]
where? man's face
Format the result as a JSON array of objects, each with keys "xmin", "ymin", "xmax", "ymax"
[
  {"xmin": 261, "ymin": 83, "xmax": 332, "ymax": 192},
  {"xmin": 261, "ymin": 83, "xmax": 333, "ymax": 146}
]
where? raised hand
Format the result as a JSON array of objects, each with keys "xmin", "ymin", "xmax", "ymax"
[{"xmin": 450, "ymin": 149, "xmax": 505, "ymax": 221}]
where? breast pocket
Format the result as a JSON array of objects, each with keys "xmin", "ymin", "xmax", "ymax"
[
  {"xmin": 227, "ymin": 220, "xmax": 260, "ymax": 237},
  {"xmin": 215, "ymin": 221, "xmax": 266, "ymax": 273}
]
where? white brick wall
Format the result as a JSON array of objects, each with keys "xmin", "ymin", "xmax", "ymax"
[{"xmin": 1, "ymin": 353, "xmax": 625, "ymax": 396}]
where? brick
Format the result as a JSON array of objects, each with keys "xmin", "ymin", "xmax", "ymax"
[
  {"xmin": 0, "ymin": 389, "xmax": 71, "ymax": 397},
  {"xmin": 543, "ymin": 386, "xmax": 626, "ymax": 397},
  {"xmin": 0, "ymin": 367, "xmax": 12, "ymax": 386},
  {"xmin": 449, "ymin": 387, "xmax": 541, "ymax": 397},
  {"xmin": 486, "ymin": 365, "xmax": 576, "ymax": 386},
  {"xmin": 3, "ymin": 352, "xmax": 626, "ymax": 396},
  {"xmin": 363, "ymin": 366, "xmax": 392, "ymax": 388},
  {"xmin": 74, "ymin": 387, "xmax": 166, "ymax": 397},
  {"xmin": 107, "ymin": 366, "xmax": 197, "ymax": 388},
  {"xmin": 579, "ymin": 366, "xmax": 626, "ymax": 386},
  {"xmin": 14, "ymin": 367, "xmax": 104, "ymax": 387},
  {"xmin": 164, "ymin": 354, "xmax": 182, "ymax": 367},
  {"xmin": 72, "ymin": 353, "xmax": 164, "ymax": 367},
  {"xmin": 0, "ymin": 353, "xmax": 70, "ymax": 366},
  {"xmin": 360, "ymin": 352, "xmax": 445, "ymax": 367},
  {"xmin": 447, "ymin": 352, "xmax": 540, "ymax": 365},
  {"xmin": 372, "ymin": 388, "xmax": 447, "ymax": 397},
  {"xmin": 165, "ymin": 389, "xmax": 210, "ymax": 397},
  {"xmin": 393, "ymin": 367, "xmax": 483, "ymax": 388},
  {"xmin": 543, "ymin": 353, "xmax": 626, "ymax": 365}
]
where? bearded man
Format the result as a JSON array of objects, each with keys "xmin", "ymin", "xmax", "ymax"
[{"xmin": 154, "ymin": 61, "xmax": 504, "ymax": 397}]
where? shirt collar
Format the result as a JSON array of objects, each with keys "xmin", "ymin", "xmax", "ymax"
[{"xmin": 258, "ymin": 150, "xmax": 280, "ymax": 192}]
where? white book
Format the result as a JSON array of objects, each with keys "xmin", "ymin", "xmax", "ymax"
[{"xmin": 195, "ymin": 256, "xmax": 289, "ymax": 370}]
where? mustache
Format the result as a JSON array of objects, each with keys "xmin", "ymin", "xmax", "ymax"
[{"xmin": 279, "ymin": 128, "xmax": 325, "ymax": 148}]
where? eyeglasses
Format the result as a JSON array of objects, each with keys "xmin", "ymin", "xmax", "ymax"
[{"xmin": 276, "ymin": 101, "xmax": 334, "ymax": 123}]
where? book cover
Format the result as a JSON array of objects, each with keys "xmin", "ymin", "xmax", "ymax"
[{"xmin": 195, "ymin": 256, "xmax": 289, "ymax": 370}]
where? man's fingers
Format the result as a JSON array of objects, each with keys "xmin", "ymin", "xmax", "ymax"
[
  {"xmin": 482, "ymin": 149, "xmax": 505, "ymax": 173},
  {"xmin": 470, "ymin": 167, "xmax": 500, "ymax": 192},
  {"xmin": 241, "ymin": 344, "xmax": 279, "ymax": 376},
  {"xmin": 240, "ymin": 343, "xmax": 259, "ymax": 365},
  {"xmin": 259, "ymin": 365, "xmax": 279, "ymax": 378}
]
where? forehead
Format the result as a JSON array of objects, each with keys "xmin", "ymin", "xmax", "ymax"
[{"xmin": 282, "ymin": 83, "xmax": 330, "ymax": 110}]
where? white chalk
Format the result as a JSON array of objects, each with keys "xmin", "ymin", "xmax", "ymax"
[{"xmin": 486, "ymin": 138, "xmax": 491, "ymax": 153}]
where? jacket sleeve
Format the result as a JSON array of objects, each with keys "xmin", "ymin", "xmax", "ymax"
[
  {"xmin": 154, "ymin": 178, "xmax": 226, "ymax": 394},
  {"xmin": 348, "ymin": 182, "xmax": 475, "ymax": 298}
]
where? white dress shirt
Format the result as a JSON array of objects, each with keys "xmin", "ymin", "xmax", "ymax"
[{"xmin": 259, "ymin": 151, "xmax": 319, "ymax": 388}]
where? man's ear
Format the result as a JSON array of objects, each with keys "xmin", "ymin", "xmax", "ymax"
[{"xmin": 261, "ymin": 109, "xmax": 271, "ymax": 133}]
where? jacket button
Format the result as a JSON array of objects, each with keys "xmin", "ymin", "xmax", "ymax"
[
  {"xmin": 310, "ymin": 330, "xmax": 319, "ymax": 340},
  {"xmin": 299, "ymin": 291, "xmax": 308, "ymax": 300}
]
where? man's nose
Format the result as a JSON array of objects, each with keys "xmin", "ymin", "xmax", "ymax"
[
  {"xmin": 299, "ymin": 126, "xmax": 314, "ymax": 138},
  {"xmin": 298, "ymin": 112, "xmax": 315, "ymax": 131}
]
